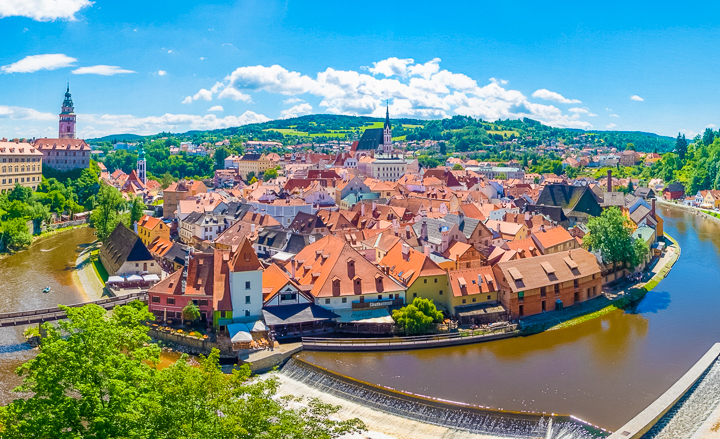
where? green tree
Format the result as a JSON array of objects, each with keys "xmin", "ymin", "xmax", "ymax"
[
  {"xmin": 452, "ymin": 163, "xmax": 464, "ymax": 170},
  {"xmin": 246, "ymin": 171, "xmax": 256, "ymax": 183},
  {"xmin": 90, "ymin": 183, "xmax": 124, "ymax": 241},
  {"xmin": 160, "ymin": 172, "xmax": 175, "ymax": 189},
  {"xmin": 129, "ymin": 196, "xmax": 146, "ymax": 227},
  {"xmin": 675, "ymin": 133, "xmax": 688, "ymax": 161},
  {"xmin": 182, "ymin": 302, "xmax": 201, "ymax": 324},
  {"xmin": 214, "ymin": 147, "xmax": 230, "ymax": 170},
  {"xmin": 263, "ymin": 168, "xmax": 278, "ymax": 181},
  {"xmin": 0, "ymin": 218, "xmax": 32, "ymax": 251},
  {"xmin": 625, "ymin": 142, "xmax": 636, "ymax": 151},
  {"xmin": 627, "ymin": 180, "xmax": 634, "ymax": 194},
  {"xmin": 7, "ymin": 184, "xmax": 33, "ymax": 204},
  {"xmin": 703, "ymin": 128, "xmax": 715, "ymax": 147},
  {"xmin": 392, "ymin": 297, "xmax": 444, "ymax": 335},
  {"xmin": 0, "ymin": 302, "xmax": 365, "ymax": 439},
  {"xmin": 584, "ymin": 207, "xmax": 645, "ymax": 269}
]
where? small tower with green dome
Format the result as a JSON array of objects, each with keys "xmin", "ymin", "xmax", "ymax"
[
  {"xmin": 137, "ymin": 146, "xmax": 147, "ymax": 185},
  {"xmin": 59, "ymin": 84, "xmax": 76, "ymax": 139}
]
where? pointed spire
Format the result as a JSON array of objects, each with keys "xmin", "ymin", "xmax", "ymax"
[{"xmin": 384, "ymin": 102, "xmax": 391, "ymax": 129}]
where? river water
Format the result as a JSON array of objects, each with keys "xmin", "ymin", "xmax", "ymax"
[
  {"xmin": 0, "ymin": 227, "xmax": 96, "ymax": 403},
  {"xmin": 299, "ymin": 205, "xmax": 720, "ymax": 431}
]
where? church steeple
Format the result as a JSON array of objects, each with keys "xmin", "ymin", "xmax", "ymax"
[
  {"xmin": 382, "ymin": 103, "xmax": 392, "ymax": 154},
  {"xmin": 137, "ymin": 146, "xmax": 147, "ymax": 185}
]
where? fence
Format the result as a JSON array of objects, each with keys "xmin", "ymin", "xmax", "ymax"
[{"xmin": 302, "ymin": 324, "xmax": 518, "ymax": 351}]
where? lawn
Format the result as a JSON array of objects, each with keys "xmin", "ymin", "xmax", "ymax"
[
  {"xmin": 488, "ymin": 129, "xmax": 520, "ymax": 137},
  {"xmin": 92, "ymin": 255, "xmax": 109, "ymax": 284}
]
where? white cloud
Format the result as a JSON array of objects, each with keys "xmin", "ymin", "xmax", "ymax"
[
  {"xmin": 568, "ymin": 107, "xmax": 597, "ymax": 116},
  {"xmin": 191, "ymin": 88, "xmax": 213, "ymax": 101},
  {"xmin": 631, "ymin": 95, "xmax": 644, "ymax": 101},
  {"xmin": 217, "ymin": 86, "xmax": 251, "ymax": 102},
  {"xmin": 368, "ymin": 57, "xmax": 414, "ymax": 77},
  {"xmin": 186, "ymin": 57, "xmax": 594, "ymax": 129},
  {"xmin": 199, "ymin": 57, "xmax": 205, "ymax": 61},
  {"xmin": 605, "ymin": 107, "xmax": 613, "ymax": 112},
  {"xmin": 680, "ymin": 129, "xmax": 698, "ymax": 139},
  {"xmin": 0, "ymin": 0, "xmax": 93, "ymax": 21},
  {"xmin": 181, "ymin": 96, "xmax": 192, "ymax": 104},
  {"xmin": 80, "ymin": 111, "xmax": 270, "ymax": 138},
  {"xmin": 531, "ymin": 89, "xmax": 581, "ymax": 104},
  {"xmin": 281, "ymin": 103, "xmax": 313, "ymax": 119},
  {"xmin": 72, "ymin": 65, "xmax": 135, "ymax": 76},
  {"xmin": 1, "ymin": 53, "xmax": 76, "ymax": 73},
  {"xmin": 283, "ymin": 97, "xmax": 304, "ymax": 104},
  {"xmin": 707, "ymin": 124, "xmax": 717, "ymax": 128},
  {"xmin": 157, "ymin": 70, "xmax": 167, "ymax": 76},
  {"xmin": 207, "ymin": 105, "xmax": 223, "ymax": 112},
  {"xmin": 0, "ymin": 105, "xmax": 55, "ymax": 121},
  {"xmin": 606, "ymin": 123, "xmax": 617, "ymax": 129},
  {"xmin": 489, "ymin": 77, "xmax": 509, "ymax": 85},
  {"xmin": 167, "ymin": 50, "xmax": 172, "ymax": 53}
]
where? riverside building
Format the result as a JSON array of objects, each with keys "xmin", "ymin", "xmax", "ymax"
[{"xmin": 0, "ymin": 141, "xmax": 43, "ymax": 193}]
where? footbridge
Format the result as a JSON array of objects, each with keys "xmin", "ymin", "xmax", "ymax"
[{"xmin": 0, "ymin": 292, "xmax": 147, "ymax": 327}]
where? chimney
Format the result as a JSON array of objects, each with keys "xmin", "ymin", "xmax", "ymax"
[
  {"xmin": 421, "ymin": 220, "xmax": 429, "ymax": 241},
  {"xmin": 607, "ymin": 169, "xmax": 612, "ymax": 193},
  {"xmin": 651, "ymin": 198, "xmax": 656, "ymax": 219},
  {"xmin": 405, "ymin": 225, "xmax": 411, "ymax": 239},
  {"xmin": 361, "ymin": 202, "xmax": 365, "ymax": 217},
  {"xmin": 478, "ymin": 274, "xmax": 483, "ymax": 285},
  {"xmin": 424, "ymin": 245, "xmax": 430, "ymax": 257},
  {"xmin": 290, "ymin": 262, "xmax": 296, "ymax": 280},
  {"xmin": 372, "ymin": 201, "xmax": 377, "ymax": 213},
  {"xmin": 402, "ymin": 243, "xmax": 410, "ymax": 260},
  {"xmin": 251, "ymin": 224, "xmax": 256, "ymax": 233}
]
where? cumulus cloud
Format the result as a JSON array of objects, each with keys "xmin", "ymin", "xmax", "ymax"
[
  {"xmin": 281, "ymin": 103, "xmax": 313, "ymax": 119},
  {"xmin": 707, "ymin": 124, "xmax": 717, "ymax": 128},
  {"xmin": 283, "ymin": 97, "xmax": 304, "ymax": 104},
  {"xmin": 157, "ymin": 70, "xmax": 167, "ymax": 76},
  {"xmin": 609, "ymin": 114, "xmax": 620, "ymax": 118},
  {"xmin": 568, "ymin": 107, "xmax": 597, "ymax": 117},
  {"xmin": 0, "ymin": 105, "xmax": 55, "ymax": 121},
  {"xmin": 1, "ymin": 53, "xmax": 76, "ymax": 73},
  {"xmin": 185, "ymin": 57, "xmax": 594, "ymax": 129},
  {"xmin": 0, "ymin": 0, "xmax": 93, "ymax": 21},
  {"xmin": 531, "ymin": 89, "xmax": 582, "ymax": 104},
  {"xmin": 606, "ymin": 123, "xmax": 617, "ymax": 129},
  {"xmin": 489, "ymin": 77, "xmax": 509, "ymax": 85},
  {"xmin": 80, "ymin": 111, "xmax": 269, "ymax": 138},
  {"xmin": 631, "ymin": 95, "xmax": 644, "ymax": 101},
  {"xmin": 72, "ymin": 65, "xmax": 135, "ymax": 76},
  {"xmin": 207, "ymin": 105, "xmax": 223, "ymax": 112}
]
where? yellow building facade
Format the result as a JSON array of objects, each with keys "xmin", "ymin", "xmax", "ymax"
[{"xmin": 0, "ymin": 141, "xmax": 43, "ymax": 193}]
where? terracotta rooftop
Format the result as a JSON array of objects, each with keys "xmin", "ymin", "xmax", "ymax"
[
  {"xmin": 494, "ymin": 249, "xmax": 601, "ymax": 293},
  {"xmin": 448, "ymin": 266, "xmax": 497, "ymax": 297}
]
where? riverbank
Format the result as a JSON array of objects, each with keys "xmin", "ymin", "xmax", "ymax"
[
  {"xmin": 0, "ymin": 223, "xmax": 90, "ymax": 260},
  {"xmin": 71, "ymin": 239, "xmax": 105, "ymax": 302}
]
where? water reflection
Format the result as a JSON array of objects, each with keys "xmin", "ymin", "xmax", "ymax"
[{"xmin": 300, "ymin": 205, "xmax": 718, "ymax": 430}]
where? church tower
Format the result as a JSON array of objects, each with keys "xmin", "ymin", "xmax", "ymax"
[
  {"xmin": 59, "ymin": 84, "xmax": 76, "ymax": 139},
  {"xmin": 382, "ymin": 104, "xmax": 392, "ymax": 154},
  {"xmin": 137, "ymin": 146, "xmax": 147, "ymax": 185}
]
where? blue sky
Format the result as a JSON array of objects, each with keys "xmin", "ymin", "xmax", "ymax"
[{"xmin": 1, "ymin": 0, "xmax": 719, "ymax": 139}]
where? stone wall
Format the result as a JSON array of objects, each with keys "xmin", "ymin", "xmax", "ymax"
[{"xmin": 148, "ymin": 328, "xmax": 234, "ymax": 357}]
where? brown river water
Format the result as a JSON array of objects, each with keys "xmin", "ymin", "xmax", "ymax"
[
  {"xmin": 299, "ymin": 205, "xmax": 720, "ymax": 431},
  {"xmin": 0, "ymin": 206, "xmax": 716, "ymax": 432}
]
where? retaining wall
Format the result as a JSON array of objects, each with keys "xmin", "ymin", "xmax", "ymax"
[
  {"xmin": 148, "ymin": 328, "xmax": 234, "ymax": 357},
  {"xmin": 247, "ymin": 345, "xmax": 303, "ymax": 373},
  {"xmin": 608, "ymin": 343, "xmax": 720, "ymax": 439}
]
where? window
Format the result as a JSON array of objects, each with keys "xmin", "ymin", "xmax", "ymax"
[
  {"xmin": 342, "ymin": 297, "xmax": 347, "ymax": 303},
  {"xmin": 245, "ymin": 310, "xmax": 250, "ymax": 317},
  {"xmin": 424, "ymin": 279, "xmax": 427, "ymax": 283},
  {"xmin": 166, "ymin": 297, "xmax": 175, "ymax": 305},
  {"xmin": 325, "ymin": 298, "xmax": 330, "ymax": 304},
  {"xmin": 245, "ymin": 295, "xmax": 251, "ymax": 304},
  {"xmin": 280, "ymin": 293, "xmax": 296, "ymax": 301},
  {"xmin": 462, "ymin": 299, "xmax": 466, "ymax": 304},
  {"xmin": 472, "ymin": 298, "xmax": 476, "ymax": 302},
  {"xmin": 540, "ymin": 286, "xmax": 546, "ymax": 297},
  {"xmin": 199, "ymin": 299, "xmax": 208, "ymax": 306},
  {"xmin": 413, "ymin": 292, "xmax": 417, "ymax": 297},
  {"xmin": 151, "ymin": 296, "xmax": 160, "ymax": 303},
  {"xmin": 439, "ymin": 290, "xmax": 443, "ymax": 295},
  {"xmin": 487, "ymin": 295, "xmax": 491, "ymax": 300},
  {"xmin": 574, "ymin": 279, "xmax": 579, "ymax": 289},
  {"xmin": 554, "ymin": 284, "xmax": 560, "ymax": 294},
  {"xmin": 434, "ymin": 278, "xmax": 438, "ymax": 283},
  {"xmin": 245, "ymin": 281, "xmax": 250, "ymax": 290}
]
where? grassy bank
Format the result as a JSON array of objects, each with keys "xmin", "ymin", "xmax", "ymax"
[{"xmin": 33, "ymin": 223, "xmax": 90, "ymax": 242}]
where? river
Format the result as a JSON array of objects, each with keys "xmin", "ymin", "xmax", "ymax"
[
  {"xmin": 0, "ymin": 227, "xmax": 96, "ymax": 403},
  {"xmin": 298, "ymin": 205, "xmax": 719, "ymax": 431}
]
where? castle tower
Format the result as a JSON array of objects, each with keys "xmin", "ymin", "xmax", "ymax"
[
  {"xmin": 137, "ymin": 146, "xmax": 147, "ymax": 185},
  {"xmin": 59, "ymin": 84, "xmax": 76, "ymax": 139},
  {"xmin": 382, "ymin": 104, "xmax": 392, "ymax": 154}
]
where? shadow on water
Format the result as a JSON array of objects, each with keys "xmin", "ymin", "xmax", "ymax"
[
  {"xmin": 626, "ymin": 291, "xmax": 672, "ymax": 314},
  {"xmin": 0, "ymin": 343, "xmax": 33, "ymax": 354}
]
